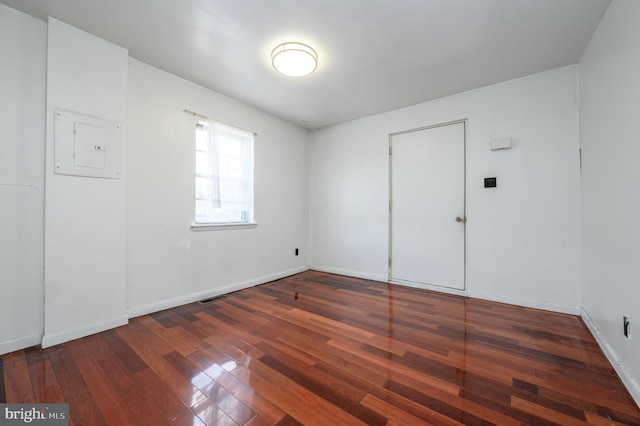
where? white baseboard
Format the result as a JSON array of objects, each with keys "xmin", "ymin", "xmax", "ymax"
[
  {"xmin": 0, "ymin": 333, "xmax": 42, "ymax": 356},
  {"xmin": 127, "ymin": 266, "xmax": 310, "ymax": 319},
  {"xmin": 309, "ymin": 265, "xmax": 388, "ymax": 283},
  {"xmin": 8, "ymin": 267, "xmax": 310, "ymax": 351},
  {"xmin": 581, "ymin": 308, "xmax": 640, "ymax": 407},
  {"xmin": 41, "ymin": 314, "xmax": 128, "ymax": 349},
  {"xmin": 390, "ymin": 279, "xmax": 467, "ymax": 297},
  {"xmin": 468, "ymin": 290, "xmax": 581, "ymax": 315},
  {"xmin": 310, "ymin": 266, "xmax": 580, "ymax": 316}
]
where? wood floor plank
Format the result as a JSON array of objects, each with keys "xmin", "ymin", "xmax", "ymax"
[
  {"xmin": 116, "ymin": 323, "xmax": 209, "ymax": 408},
  {"xmin": 360, "ymin": 394, "xmax": 437, "ymax": 426},
  {"xmin": 131, "ymin": 367, "xmax": 196, "ymax": 422},
  {"xmin": 0, "ymin": 357, "xmax": 5, "ymax": 403},
  {"xmin": 100, "ymin": 328, "xmax": 149, "ymax": 374},
  {"xmin": 327, "ymin": 336, "xmax": 462, "ymax": 396},
  {"xmin": 83, "ymin": 333, "xmax": 135, "ymax": 391},
  {"xmin": 46, "ymin": 345, "xmax": 107, "ymax": 426},
  {"xmin": 163, "ymin": 350, "xmax": 254, "ymax": 424},
  {"xmin": 140, "ymin": 314, "xmax": 201, "ymax": 357},
  {"xmin": 195, "ymin": 309, "xmax": 263, "ymax": 347},
  {"xmin": 2, "ymin": 351, "xmax": 35, "ymax": 403},
  {"xmin": 511, "ymin": 395, "xmax": 587, "ymax": 426},
  {"xmin": 118, "ymin": 379, "xmax": 173, "ymax": 426},
  {"xmin": 233, "ymin": 361, "xmax": 367, "ymax": 426},
  {"xmin": 255, "ymin": 340, "xmax": 368, "ymax": 403},
  {"xmin": 258, "ymin": 354, "xmax": 386, "ymax": 425},
  {"xmin": 129, "ymin": 316, "xmax": 177, "ymax": 356},
  {"xmin": 243, "ymin": 415, "xmax": 273, "ymax": 426},
  {"xmin": 27, "ymin": 357, "xmax": 65, "ymax": 403},
  {"xmin": 187, "ymin": 349, "xmax": 288, "ymax": 425},
  {"xmin": 584, "ymin": 411, "xmax": 632, "ymax": 426},
  {"xmin": 2, "ymin": 270, "xmax": 639, "ymax": 425},
  {"xmin": 67, "ymin": 341, "xmax": 140, "ymax": 425},
  {"xmin": 318, "ymin": 341, "xmax": 518, "ymax": 426},
  {"xmin": 276, "ymin": 332, "xmax": 390, "ymax": 387},
  {"xmin": 190, "ymin": 396, "xmax": 249, "ymax": 426}
]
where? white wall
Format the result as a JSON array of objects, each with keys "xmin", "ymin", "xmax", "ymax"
[
  {"xmin": 126, "ymin": 59, "xmax": 308, "ymax": 316},
  {"xmin": 0, "ymin": 4, "xmax": 46, "ymax": 355},
  {"xmin": 579, "ymin": 0, "xmax": 640, "ymax": 405},
  {"xmin": 309, "ymin": 66, "xmax": 582, "ymax": 314},
  {"xmin": 43, "ymin": 19, "xmax": 129, "ymax": 347}
]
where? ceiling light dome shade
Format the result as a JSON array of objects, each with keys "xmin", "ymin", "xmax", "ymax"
[{"xmin": 271, "ymin": 42, "xmax": 318, "ymax": 77}]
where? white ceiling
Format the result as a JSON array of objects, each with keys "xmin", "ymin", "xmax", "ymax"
[{"xmin": 2, "ymin": 0, "xmax": 610, "ymax": 130}]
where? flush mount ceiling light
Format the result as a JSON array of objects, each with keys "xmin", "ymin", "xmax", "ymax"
[{"xmin": 271, "ymin": 42, "xmax": 318, "ymax": 77}]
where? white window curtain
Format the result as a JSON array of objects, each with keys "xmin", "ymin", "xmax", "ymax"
[
  {"xmin": 204, "ymin": 121, "xmax": 254, "ymax": 213},
  {"xmin": 202, "ymin": 123, "xmax": 221, "ymax": 208}
]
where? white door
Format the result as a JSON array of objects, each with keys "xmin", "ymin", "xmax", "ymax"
[{"xmin": 390, "ymin": 121, "xmax": 466, "ymax": 291}]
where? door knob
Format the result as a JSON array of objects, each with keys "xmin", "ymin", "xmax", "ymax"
[{"xmin": 455, "ymin": 216, "xmax": 466, "ymax": 223}]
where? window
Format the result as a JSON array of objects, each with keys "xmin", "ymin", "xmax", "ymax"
[{"xmin": 195, "ymin": 121, "xmax": 254, "ymax": 225}]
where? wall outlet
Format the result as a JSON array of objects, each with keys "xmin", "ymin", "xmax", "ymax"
[{"xmin": 624, "ymin": 316, "xmax": 630, "ymax": 338}]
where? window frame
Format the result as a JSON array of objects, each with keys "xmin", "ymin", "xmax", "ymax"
[{"xmin": 191, "ymin": 120, "xmax": 257, "ymax": 231}]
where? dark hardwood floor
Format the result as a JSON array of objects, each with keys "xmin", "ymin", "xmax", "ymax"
[{"xmin": 2, "ymin": 271, "xmax": 639, "ymax": 425}]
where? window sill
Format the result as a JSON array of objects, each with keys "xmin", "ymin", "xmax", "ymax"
[{"xmin": 191, "ymin": 222, "xmax": 258, "ymax": 232}]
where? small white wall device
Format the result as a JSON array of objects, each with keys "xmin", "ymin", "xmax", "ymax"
[
  {"xmin": 54, "ymin": 109, "xmax": 121, "ymax": 179},
  {"xmin": 490, "ymin": 138, "xmax": 512, "ymax": 151}
]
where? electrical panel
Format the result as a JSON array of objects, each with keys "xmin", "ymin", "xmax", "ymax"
[{"xmin": 54, "ymin": 109, "xmax": 121, "ymax": 179}]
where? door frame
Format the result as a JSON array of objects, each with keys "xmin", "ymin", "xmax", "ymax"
[{"xmin": 388, "ymin": 119, "xmax": 468, "ymax": 294}]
